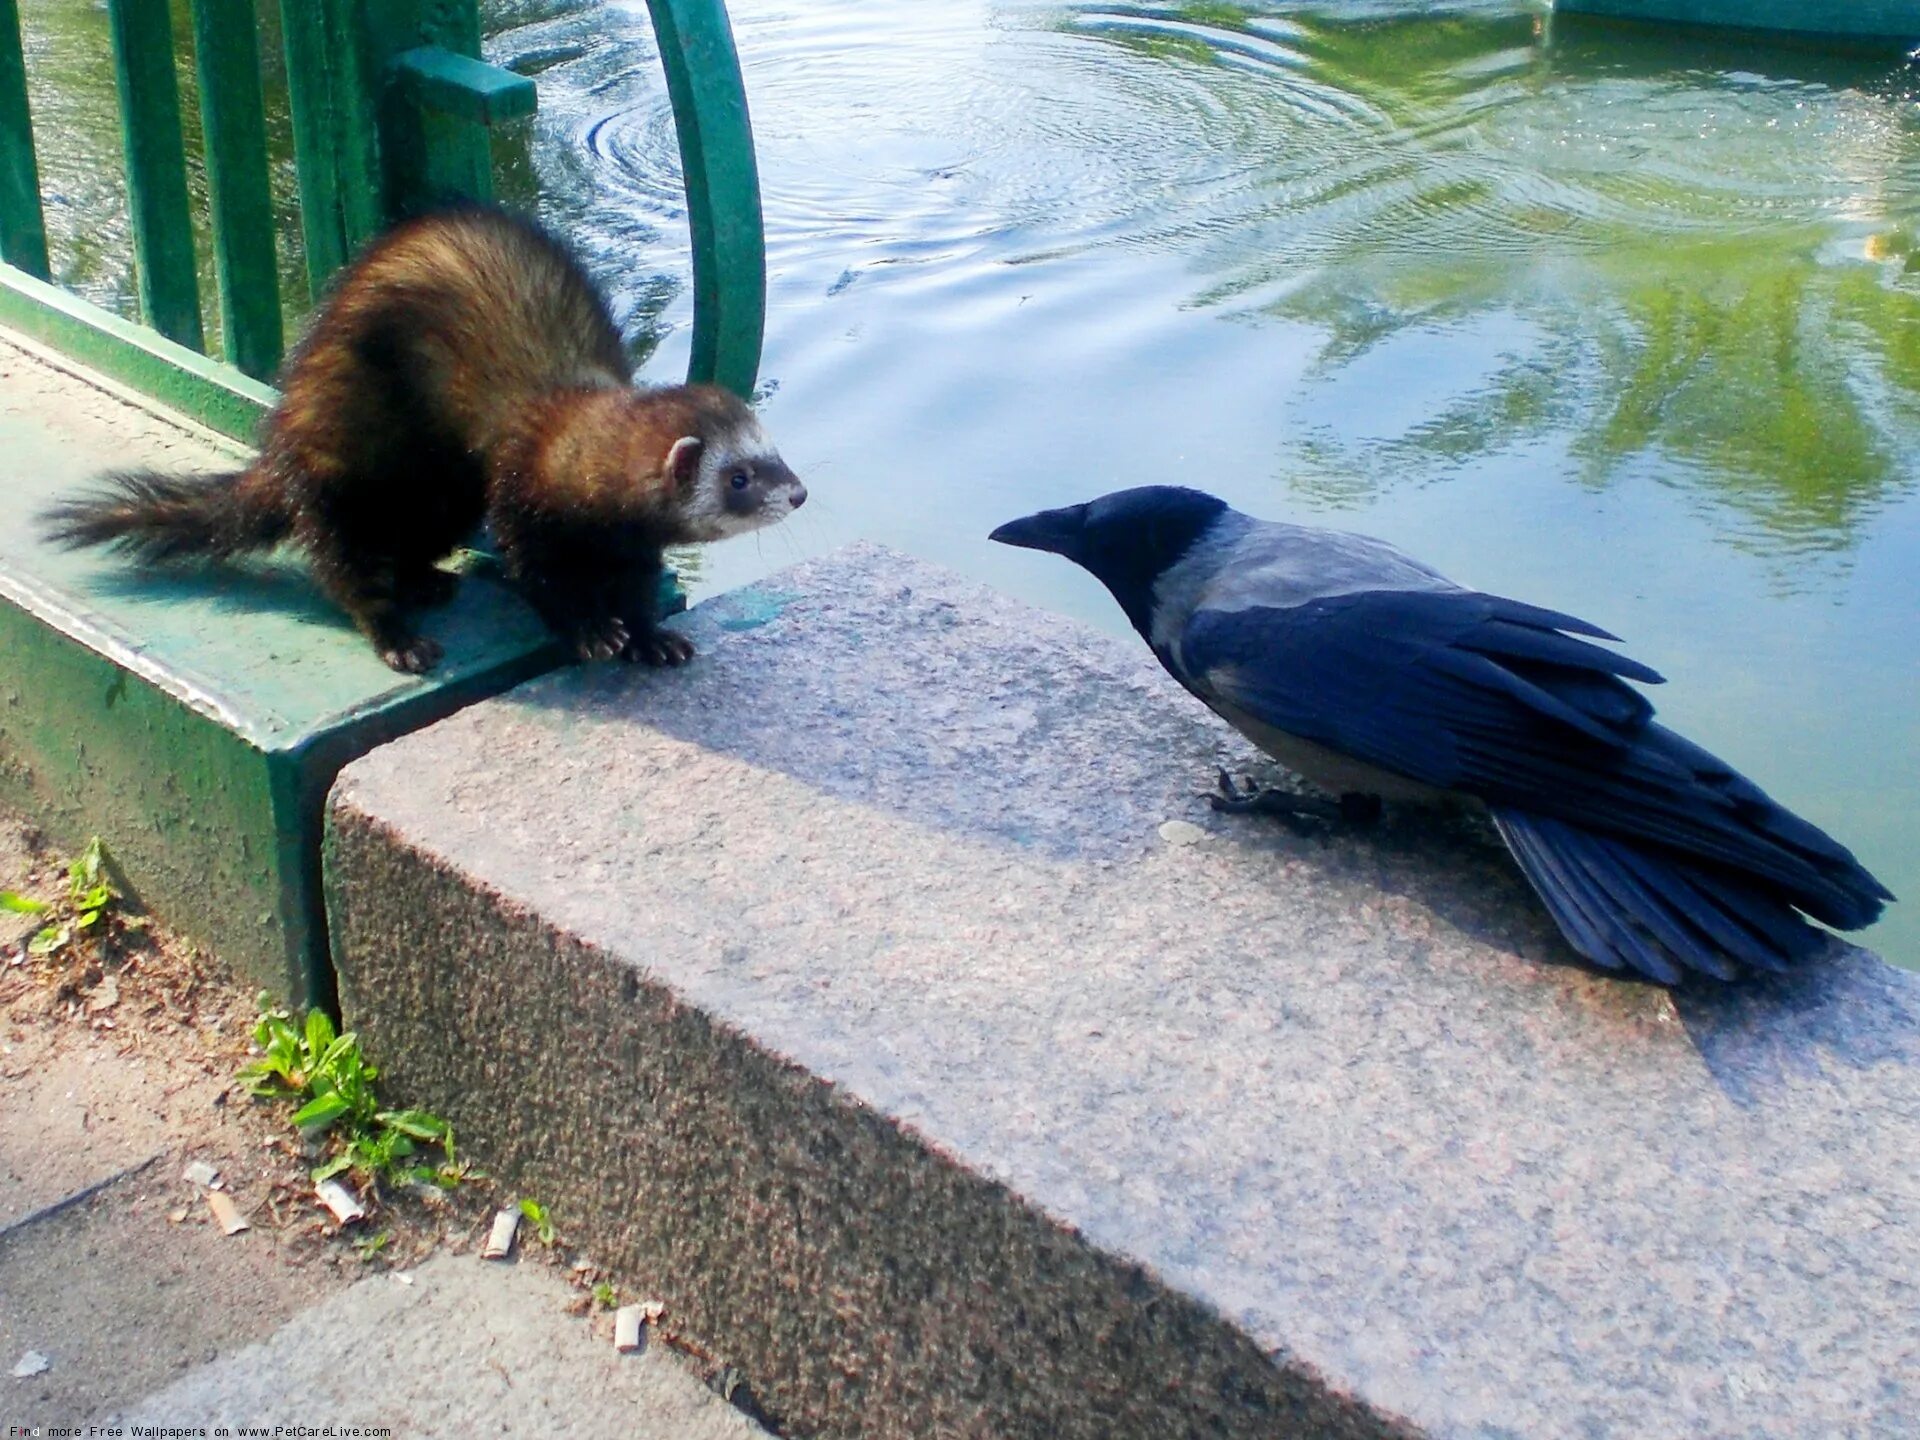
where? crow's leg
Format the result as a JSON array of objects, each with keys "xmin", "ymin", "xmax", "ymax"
[{"xmin": 1207, "ymin": 770, "xmax": 1382, "ymax": 833}]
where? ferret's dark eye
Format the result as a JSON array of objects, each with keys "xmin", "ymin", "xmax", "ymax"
[{"xmin": 730, "ymin": 471, "xmax": 750, "ymax": 490}]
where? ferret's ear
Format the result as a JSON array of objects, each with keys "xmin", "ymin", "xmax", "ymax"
[{"xmin": 664, "ymin": 436, "xmax": 704, "ymax": 492}]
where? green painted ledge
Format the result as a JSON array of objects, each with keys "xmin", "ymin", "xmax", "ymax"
[
  {"xmin": 0, "ymin": 253, "xmax": 705, "ymax": 1003},
  {"xmin": 0, "ymin": 262, "xmax": 272, "ymax": 441},
  {"xmin": 0, "ymin": 334, "xmax": 671, "ymax": 1006},
  {"xmin": 0, "ymin": 504, "xmax": 568, "ymax": 1007}
]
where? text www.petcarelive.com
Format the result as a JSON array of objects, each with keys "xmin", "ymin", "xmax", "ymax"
[{"xmin": 7, "ymin": 1425, "xmax": 394, "ymax": 1438}]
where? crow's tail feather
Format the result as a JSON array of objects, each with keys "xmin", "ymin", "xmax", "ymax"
[
  {"xmin": 39, "ymin": 468, "xmax": 290, "ymax": 564},
  {"xmin": 1489, "ymin": 808, "xmax": 1879, "ymax": 984}
]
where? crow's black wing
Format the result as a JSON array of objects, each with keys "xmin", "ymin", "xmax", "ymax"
[
  {"xmin": 1177, "ymin": 590, "xmax": 1889, "ymax": 979},
  {"xmin": 1176, "ymin": 588, "xmax": 1662, "ymax": 797}
]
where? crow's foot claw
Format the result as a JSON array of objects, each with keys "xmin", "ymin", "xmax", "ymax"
[{"xmin": 1206, "ymin": 770, "xmax": 1380, "ymax": 835}]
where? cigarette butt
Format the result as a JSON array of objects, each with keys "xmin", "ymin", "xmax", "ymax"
[
  {"xmin": 481, "ymin": 1207, "xmax": 520, "ymax": 1260},
  {"xmin": 316, "ymin": 1179, "xmax": 366, "ymax": 1224},
  {"xmin": 614, "ymin": 1305, "xmax": 644, "ymax": 1353},
  {"xmin": 206, "ymin": 1191, "xmax": 250, "ymax": 1235},
  {"xmin": 11, "ymin": 1350, "xmax": 50, "ymax": 1378}
]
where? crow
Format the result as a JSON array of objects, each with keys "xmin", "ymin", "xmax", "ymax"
[{"xmin": 990, "ymin": 485, "xmax": 1892, "ymax": 983}]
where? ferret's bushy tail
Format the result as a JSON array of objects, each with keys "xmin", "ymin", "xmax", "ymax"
[{"xmin": 40, "ymin": 468, "xmax": 290, "ymax": 564}]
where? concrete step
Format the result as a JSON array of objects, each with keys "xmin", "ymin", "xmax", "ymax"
[
  {"xmin": 0, "ymin": 332, "xmax": 564, "ymax": 1005},
  {"xmin": 323, "ymin": 543, "xmax": 1920, "ymax": 1440},
  {"xmin": 97, "ymin": 1252, "xmax": 766, "ymax": 1438},
  {"xmin": 0, "ymin": 795, "xmax": 758, "ymax": 1440},
  {"xmin": 2, "ymin": 1158, "xmax": 762, "ymax": 1439}
]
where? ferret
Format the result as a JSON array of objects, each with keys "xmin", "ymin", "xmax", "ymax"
[{"xmin": 41, "ymin": 205, "xmax": 805, "ymax": 672}]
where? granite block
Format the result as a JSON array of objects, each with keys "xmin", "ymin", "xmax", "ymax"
[{"xmin": 326, "ymin": 543, "xmax": 1919, "ymax": 1439}]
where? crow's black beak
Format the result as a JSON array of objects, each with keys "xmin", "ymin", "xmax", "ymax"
[{"xmin": 988, "ymin": 504, "xmax": 1089, "ymax": 557}]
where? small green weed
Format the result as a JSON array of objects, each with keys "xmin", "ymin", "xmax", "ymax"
[
  {"xmin": 591, "ymin": 1280, "xmax": 618, "ymax": 1310},
  {"xmin": 519, "ymin": 1196, "xmax": 557, "ymax": 1247},
  {"xmin": 239, "ymin": 995, "xmax": 465, "ymax": 1189},
  {"xmin": 2, "ymin": 837, "xmax": 121, "ymax": 960}
]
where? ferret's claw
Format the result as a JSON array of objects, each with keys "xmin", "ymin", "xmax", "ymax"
[
  {"xmin": 626, "ymin": 628, "xmax": 696, "ymax": 667},
  {"xmin": 574, "ymin": 617, "xmax": 631, "ymax": 663},
  {"xmin": 379, "ymin": 635, "xmax": 443, "ymax": 674}
]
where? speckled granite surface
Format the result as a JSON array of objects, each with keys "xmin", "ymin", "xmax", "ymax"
[{"xmin": 326, "ymin": 543, "xmax": 1919, "ymax": 1440}]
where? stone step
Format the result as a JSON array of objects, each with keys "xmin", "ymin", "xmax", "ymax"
[
  {"xmin": 0, "ymin": 333, "xmax": 568, "ymax": 1003},
  {"xmin": 96, "ymin": 1253, "xmax": 765, "ymax": 1439},
  {"xmin": 323, "ymin": 542, "xmax": 1919, "ymax": 1440}
]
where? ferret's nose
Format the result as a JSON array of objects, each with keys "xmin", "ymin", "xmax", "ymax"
[{"xmin": 789, "ymin": 485, "xmax": 808, "ymax": 509}]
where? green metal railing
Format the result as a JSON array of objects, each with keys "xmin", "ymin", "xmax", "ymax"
[{"xmin": 0, "ymin": 0, "xmax": 766, "ymax": 440}]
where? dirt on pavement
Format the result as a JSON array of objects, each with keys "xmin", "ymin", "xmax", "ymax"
[{"xmin": 0, "ymin": 810, "xmax": 521, "ymax": 1423}]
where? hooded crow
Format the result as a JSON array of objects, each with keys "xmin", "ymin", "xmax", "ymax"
[{"xmin": 990, "ymin": 485, "xmax": 1892, "ymax": 983}]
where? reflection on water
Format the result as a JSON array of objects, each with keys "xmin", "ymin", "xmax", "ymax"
[
  {"xmin": 12, "ymin": 0, "xmax": 1920, "ymax": 964},
  {"xmin": 1193, "ymin": 10, "xmax": 1920, "ymax": 565}
]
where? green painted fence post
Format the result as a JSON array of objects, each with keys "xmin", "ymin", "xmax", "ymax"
[
  {"xmin": 0, "ymin": 0, "xmax": 49, "ymax": 281},
  {"xmin": 388, "ymin": 45, "xmax": 536, "ymax": 212},
  {"xmin": 367, "ymin": 1, "xmax": 485, "ymax": 214},
  {"xmin": 644, "ymin": 0, "xmax": 766, "ymax": 398},
  {"xmin": 190, "ymin": 0, "xmax": 285, "ymax": 379},
  {"xmin": 284, "ymin": 0, "xmax": 534, "ymax": 295},
  {"xmin": 280, "ymin": 0, "xmax": 386, "ymax": 302},
  {"xmin": 105, "ymin": 0, "xmax": 204, "ymax": 351}
]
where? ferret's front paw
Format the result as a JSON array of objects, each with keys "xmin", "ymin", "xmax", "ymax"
[
  {"xmin": 572, "ymin": 617, "xmax": 630, "ymax": 662},
  {"xmin": 624, "ymin": 627, "xmax": 696, "ymax": 667},
  {"xmin": 379, "ymin": 635, "xmax": 443, "ymax": 674}
]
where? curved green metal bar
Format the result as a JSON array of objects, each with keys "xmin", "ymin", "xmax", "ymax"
[{"xmin": 643, "ymin": 0, "xmax": 767, "ymax": 398}]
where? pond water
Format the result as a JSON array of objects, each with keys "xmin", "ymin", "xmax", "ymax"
[
  {"xmin": 17, "ymin": 0, "xmax": 1920, "ymax": 966},
  {"xmin": 492, "ymin": 0, "xmax": 1920, "ymax": 967}
]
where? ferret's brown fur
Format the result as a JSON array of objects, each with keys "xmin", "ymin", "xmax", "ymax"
[{"xmin": 42, "ymin": 205, "xmax": 803, "ymax": 671}]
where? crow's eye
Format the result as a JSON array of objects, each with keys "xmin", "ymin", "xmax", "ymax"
[{"xmin": 730, "ymin": 471, "xmax": 751, "ymax": 490}]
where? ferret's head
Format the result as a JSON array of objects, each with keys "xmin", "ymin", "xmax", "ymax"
[{"xmin": 657, "ymin": 386, "xmax": 806, "ymax": 541}]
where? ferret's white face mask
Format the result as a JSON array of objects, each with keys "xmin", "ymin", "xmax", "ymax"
[{"xmin": 670, "ymin": 416, "xmax": 807, "ymax": 540}]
